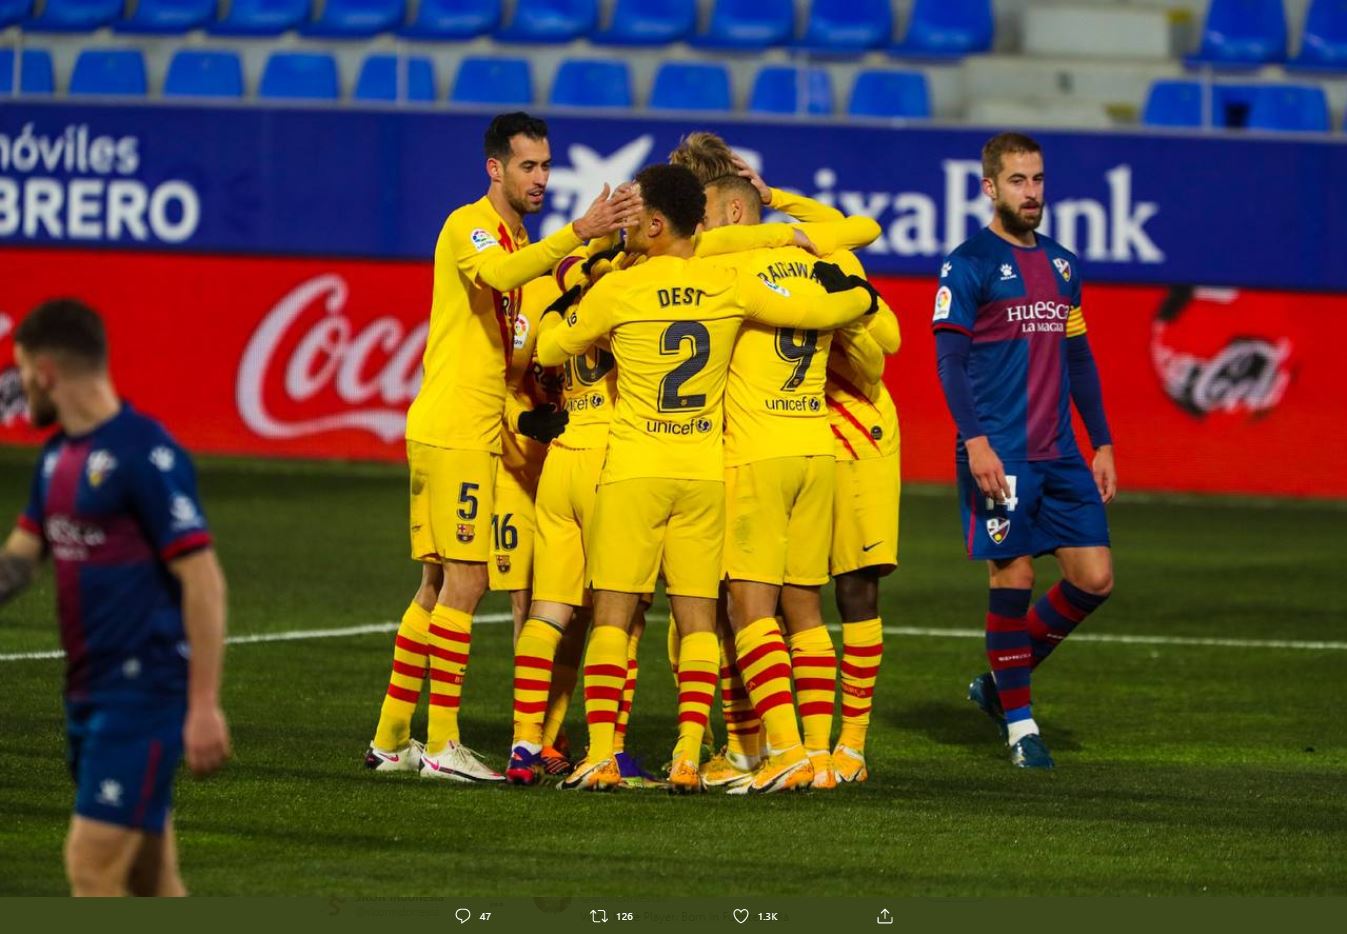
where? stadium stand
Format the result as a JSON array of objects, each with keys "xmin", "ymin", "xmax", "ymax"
[
  {"xmin": 26, "ymin": 0, "xmax": 124, "ymax": 32},
  {"xmin": 496, "ymin": 0, "xmax": 597, "ymax": 43},
  {"xmin": 691, "ymin": 0, "xmax": 794, "ymax": 49},
  {"xmin": 1142, "ymin": 79, "xmax": 1208, "ymax": 127},
  {"xmin": 0, "ymin": 47, "xmax": 53, "ymax": 93},
  {"xmin": 0, "ymin": 0, "xmax": 32, "ymax": 29},
  {"xmin": 116, "ymin": 0, "xmax": 216, "ymax": 34},
  {"xmin": 303, "ymin": 0, "xmax": 407, "ymax": 38},
  {"xmin": 397, "ymin": 0, "xmax": 499, "ymax": 39},
  {"xmin": 891, "ymin": 0, "xmax": 994, "ymax": 57},
  {"xmin": 1184, "ymin": 0, "xmax": 1288, "ymax": 68},
  {"xmin": 798, "ymin": 0, "xmax": 893, "ymax": 53},
  {"xmin": 748, "ymin": 65, "xmax": 833, "ymax": 116},
  {"xmin": 259, "ymin": 50, "xmax": 340, "ymax": 100},
  {"xmin": 593, "ymin": 0, "xmax": 695, "ymax": 46},
  {"xmin": 209, "ymin": 0, "xmax": 309, "ymax": 35},
  {"xmin": 1248, "ymin": 81, "xmax": 1331, "ymax": 130},
  {"xmin": 451, "ymin": 55, "xmax": 533, "ymax": 104},
  {"xmin": 548, "ymin": 57, "xmax": 631, "ymax": 107},
  {"xmin": 848, "ymin": 68, "xmax": 931, "ymax": 118},
  {"xmin": 648, "ymin": 60, "xmax": 731, "ymax": 111},
  {"xmin": 355, "ymin": 52, "xmax": 435, "ymax": 101},
  {"xmin": 69, "ymin": 47, "xmax": 147, "ymax": 96},
  {"xmin": 1288, "ymin": 0, "xmax": 1347, "ymax": 70},
  {"xmin": 164, "ymin": 48, "xmax": 245, "ymax": 98}
]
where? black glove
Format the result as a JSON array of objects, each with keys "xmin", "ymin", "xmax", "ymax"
[
  {"xmin": 812, "ymin": 261, "xmax": 879, "ymax": 315},
  {"xmin": 543, "ymin": 284, "xmax": 583, "ymax": 319},
  {"xmin": 582, "ymin": 244, "xmax": 624, "ymax": 275},
  {"xmin": 517, "ymin": 403, "xmax": 569, "ymax": 443}
]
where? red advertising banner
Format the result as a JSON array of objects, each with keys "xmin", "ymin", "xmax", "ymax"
[{"xmin": 2, "ymin": 248, "xmax": 1343, "ymax": 497}]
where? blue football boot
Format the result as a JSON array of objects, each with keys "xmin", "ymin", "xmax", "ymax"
[
  {"xmin": 1009, "ymin": 733, "xmax": 1055, "ymax": 769},
  {"xmin": 967, "ymin": 672, "xmax": 1008, "ymax": 742}
]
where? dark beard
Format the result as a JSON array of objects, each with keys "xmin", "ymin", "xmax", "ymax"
[
  {"xmin": 997, "ymin": 201, "xmax": 1042, "ymax": 236},
  {"xmin": 507, "ymin": 193, "xmax": 542, "ymax": 217},
  {"xmin": 27, "ymin": 396, "xmax": 57, "ymax": 429}
]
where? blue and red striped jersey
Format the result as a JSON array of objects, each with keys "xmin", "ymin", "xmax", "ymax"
[
  {"xmin": 933, "ymin": 227, "xmax": 1086, "ymax": 462},
  {"xmin": 20, "ymin": 405, "xmax": 211, "ymax": 703}
]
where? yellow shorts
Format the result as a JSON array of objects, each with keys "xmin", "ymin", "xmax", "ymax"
[
  {"xmin": 589, "ymin": 477, "xmax": 724, "ymax": 599},
  {"xmin": 831, "ymin": 452, "xmax": 901, "ymax": 576},
  {"xmin": 532, "ymin": 445, "xmax": 605, "ymax": 606},
  {"xmin": 407, "ymin": 441, "xmax": 495, "ymax": 564},
  {"xmin": 725, "ymin": 455, "xmax": 835, "ymax": 587},
  {"xmin": 488, "ymin": 458, "xmax": 540, "ymax": 592}
]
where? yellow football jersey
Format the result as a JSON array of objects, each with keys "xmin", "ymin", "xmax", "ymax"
[
  {"xmin": 404, "ymin": 196, "xmax": 581, "ymax": 453},
  {"xmin": 500, "ymin": 276, "xmax": 564, "ymax": 476},
  {"xmin": 536, "ymin": 253, "xmax": 871, "ymax": 484}
]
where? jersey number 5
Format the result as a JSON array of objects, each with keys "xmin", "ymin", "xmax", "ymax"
[{"xmin": 658, "ymin": 321, "xmax": 710, "ymax": 412}]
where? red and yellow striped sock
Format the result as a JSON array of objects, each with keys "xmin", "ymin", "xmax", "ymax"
[
  {"xmin": 789, "ymin": 626, "xmax": 837, "ymax": 753},
  {"xmin": 734, "ymin": 618, "xmax": 802, "ymax": 755},
  {"xmin": 371, "ymin": 602, "xmax": 431, "ymax": 751},
  {"xmin": 614, "ymin": 630, "xmax": 641, "ymax": 754},
  {"xmin": 426, "ymin": 604, "xmax": 472, "ymax": 755},
  {"xmin": 672, "ymin": 631, "xmax": 718, "ymax": 764},
  {"xmin": 511, "ymin": 618, "xmax": 563, "ymax": 747},
  {"xmin": 541, "ymin": 658, "xmax": 576, "ymax": 749},
  {"xmin": 838, "ymin": 619, "xmax": 883, "ymax": 750},
  {"xmin": 582, "ymin": 626, "xmax": 629, "ymax": 762},
  {"xmin": 719, "ymin": 634, "xmax": 761, "ymax": 761}
]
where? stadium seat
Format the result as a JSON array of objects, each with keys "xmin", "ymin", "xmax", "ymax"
[
  {"xmin": 1289, "ymin": 0, "xmax": 1347, "ymax": 71},
  {"xmin": 692, "ymin": 0, "xmax": 793, "ymax": 49},
  {"xmin": 117, "ymin": 0, "xmax": 216, "ymax": 34},
  {"xmin": 303, "ymin": 0, "xmax": 405, "ymax": 37},
  {"xmin": 210, "ymin": 0, "xmax": 309, "ymax": 35},
  {"xmin": 0, "ymin": 48, "xmax": 54, "ymax": 94},
  {"xmin": 26, "ymin": 0, "xmax": 124, "ymax": 32},
  {"xmin": 891, "ymin": 0, "xmax": 993, "ymax": 57},
  {"xmin": 1, "ymin": 0, "xmax": 33, "ymax": 27},
  {"xmin": 451, "ymin": 56, "xmax": 532, "ymax": 104},
  {"xmin": 799, "ymin": 0, "xmax": 892, "ymax": 53},
  {"xmin": 1184, "ymin": 0, "xmax": 1287, "ymax": 68},
  {"xmin": 593, "ymin": 0, "xmax": 694, "ymax": 46},
  {"xmin": 354, "ymin": 54, "xmax": 435, "ymax": 102},
  {"xmin": 398, "ymin": 0, "xmax": 499, "ymax": 39},
  {"xmin": 259, "ymin": 51, "xmax": 340, "ymax": 100},
  {"xmin": 748, "ymin": 65, "xmax": 832, "ymax": 116},
  {"xmin": 496, "ymin": 0, "xmax": 596, "ymax": 43},
  {"xmin": 1248, "ymin": 84, "xmax": 1330, "ymax": 132},
  {"xmin": 848, "ymin": 69, "xmax": 930, "ymax": 118},
  {"xmin": 549, "ymin": 58, "xmax": 631, "ymax": 108},
  {"xmin": 163, "ymin": 49, "xmax": 245, "ymax": 97},
  {"xmin": 1141, "ymin": 79, "xmax": 1206, "ymax": 127},
  {"xmin": 69, "ymin": 49, "xmax": 147, "ymax": 96},
  {"xmin": 648, "ymin": 61, "xmax": 731, "ymax": 112}
]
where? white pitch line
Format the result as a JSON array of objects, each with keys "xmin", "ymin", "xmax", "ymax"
[{"xmin": 2, "ymin": 612, "xmax": 1344, "ymax": 662}]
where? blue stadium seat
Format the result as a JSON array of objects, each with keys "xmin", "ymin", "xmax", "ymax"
[
  {"xmin": 69, "ymin": 49, "xmax": 147, "ymax": 96},
  {"xmin": 1141, "ymin": 80, "xmax": 1205, "ymax": 127},
  {"xmin": 848, "ymin": 69, "xmax": 930, "ymax": 118},
  {"xmin": 748, "ymin": 65, "xmax": 832, "ymax": 116},
  {"xmin": 593, "ymin": 0, "xmax": 694, "ymax": 45},
  {"xmin": 26, "ymin": 0, "xmax": 124, "ymax": 32},
  {"xmin": 451, "ymin": 56, "xmax": 532, "ymax": 104},
  {"xmin": 259, "ymin": 51, "xmax": 340, "ymax": 100},
  {"xmin": 648, "ymin": 61, "xmax": 731, "ymax": 112},
  {"xmin": 800, "ymin": 0, "xmax": 892, "ymax": 52},
  {"xmin": 496, "ymin": 0, "xmax": 596, "ymax": 43},
  {"xmin": 303, "ymin": 0, "xmax": 405, "ymax": 37},
  {"xmin": 1184, "ymin": 0, "xmax": 1287, "ymax": 68},
  {"xmin": 1248, "ymin": 84, "xmax": 1330, "ymax": 131},
  {"xmin": 549, "ymin": 58, "xmax": 631, "ymax": 108},
  {"xmin": 210, "ymin": 0, "xmax": 309, "ymax": 35},
  {"xmin": 1, "ymin": 0, "xmax": 34, "ymax": 28},
  {"xmin": 398, "ymin": 0, "xmax": 498, "ymax": 39},
  {"xmin": 117, "ymin": 0, "xmax": 216, "ymax": 34},
  {"xmin": 692, "ymin": 0, "xmax": 793, "ymax": 49},
  {"xmin": 163, "ymin": 49, "xmax": 244, "ymax": 97},
  {"xmin": 0, "ymin": 49, "xmax": 54, "ymax": 94},
  {"xmin": 891, "ymin": 0, "xmax": 993, "ymax": 57},
  {"xmin": 354, "ymin": 54, "xmax": 435, "ymax": 101},
  {"xmin": 1289, "ymin": 0, "xmax": 1347, "ymax": 71}
]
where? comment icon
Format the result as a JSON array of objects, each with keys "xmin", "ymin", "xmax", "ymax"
[{"xmin": 455, "ymin": 908, "xmax": 472, "ymax": 924}]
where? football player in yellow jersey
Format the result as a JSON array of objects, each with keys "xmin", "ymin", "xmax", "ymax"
[
  {"xmin": 363, "ymin": 112, "xmax": 639, "ymax": 783},
  {"xmin": 732, "ymin": 154, "xmax": 902, "ymax": 784},
  {"xmin": 535, "ymin": 164, "xmax": 877, "ymax": 793}
]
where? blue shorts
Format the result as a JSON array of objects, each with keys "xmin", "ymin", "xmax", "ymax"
[
  {"xmin": 66, "ymin": 698, "xmax": 185, "ymax": 834},
  {"xmin": 957, "ymin": 456, "xmax": 1110, "ymax": 560}
]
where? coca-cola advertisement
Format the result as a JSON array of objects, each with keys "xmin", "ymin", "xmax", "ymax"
[{"xmin": 3, "ymin": 248, "xmax": 1344, "ymax": 497}]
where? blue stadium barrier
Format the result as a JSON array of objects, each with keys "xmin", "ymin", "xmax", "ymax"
[
  {"xmin": 210, "ymin": 0, "xmax": 310, "ymax": 35},
  {"xmin": 798, "ymin": 0, "xmax": 892, "ymax": 53},
  {"xmin": 1248, "ymin": 84, "xmax": 1330, "ymax": 132},
  {"xmin": 891, "ymin": 0, "xmax": 993, "ymax": 58},
  {"xmin": 451, "ymin": 56, "xmax": 533, "ymax": 104},
  {"xmin": 303, "ymin": 0, "xmax": 406, "ymax": 37},
  {"xmin": 648, "ymin": 61, "xmax": 731, "ymax": 112},
  {"xmin": 69, "ymin": 48, "xmax": 148, "ymax": 96},
  {"xmin": 496, "ymin": 0, "xmax": 596, "ymax": 43},
  {"xmin": 163, "ymin": 49, "xmax": 245, "ymax": 98},
  {"xmin": 1184, "ymin": 0, "xmax": 1287, "ymax": 68},
  {"xmin": 26, "ymin": 0, "xmax": 125, "ymax": 32},
  {"xmin": 1288, "ymin": 0, "xmax": 1347, "ymax": 72},
  {"xmin": 397, "ymin": 0, "xmax": 498, "ymax": 39},
  {"xmin": 259, "ymin": 51, "xmax": 340, "ymax": 100},
  {"xmin": 116, "ymin": 0, "xmax": 217, "ymax": 34},
  {"xmin": 548, "ymin": 58, "xmax": 631, "ymax": 108},
  {"xmin": 848, "ymin": 69, "xmax": 930, "ymax": 118},
  {"xmin": 691, "ymin": 0, "xmax": 794, "ymax": 49},
  {"xmin": 0, "ymin": 48, "xmax": 54, "ymax": 94},
  {"xmin": 0, "ymin": 0, "xmax": 33, "ymax": 27},
  {"xmin": 354, "ymin": 54, "xmax": 436, "ymax": 102},
  {"xmin": 748, "ymin": 65, "xmax": 832, "ymax": 116},
  {"xmin": 593, "ymin": 0, "xmax": 694, "ymax": 46}
]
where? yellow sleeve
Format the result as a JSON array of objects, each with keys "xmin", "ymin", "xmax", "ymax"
[
  {"xmin": 694, "ymin": 223, "xmax": 796, "ymax": 257},
  {"xmin": 453, "ymin": 216, "xmax": 583, "ymax": 293},
  {"xmin": 536, "ymin": 278, "xmax": 617, "ymax": 367},
  {"xmin": 738, "ymin": 272, "xmax": 868, "ymax": 330},
  {"xmin": 832, "ymin": 249, "xmax": 899, "ymax": 354},
  {"xmin": 797, "ymin": 216, "xmax": 881, "ymax": 258},
  {"xmin": 768, "ymin": 187, "xmax": 845, "ymax": 223},
  {"xmin": 1066, "ymin": 306, "xmax": 1087, "ymax": 338},
  {"xmin": 832, "ymin": 321, "xmax": 886, "ymax": 385}
]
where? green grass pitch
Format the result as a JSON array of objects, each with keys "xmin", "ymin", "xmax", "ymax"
[{"xmin": 0, "ymin": 449, "xmax": 1343, "ymax": 896}]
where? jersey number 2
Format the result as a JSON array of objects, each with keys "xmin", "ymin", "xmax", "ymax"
[{"xmin": 658, "ymin": 321, "xmax": 710, "ymax": 412}]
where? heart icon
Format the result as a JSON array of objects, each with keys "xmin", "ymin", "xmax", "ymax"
[{"xmin": 733, "ymin": 909, "xmax": 749, "ymax": 924}]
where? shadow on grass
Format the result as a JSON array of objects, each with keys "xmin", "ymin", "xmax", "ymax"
[{"xmin": 886, "ymin": 700, "xmax": 1084, "ymax": 753}]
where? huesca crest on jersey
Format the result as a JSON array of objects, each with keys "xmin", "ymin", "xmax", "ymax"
[
  {"xmin": 1053, "ymin": 258, "xmax": 1072, "ymax": 282},
  {"xmin": 986, "ymin": 518, "xmax": 1011, "ymax": 544}
]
